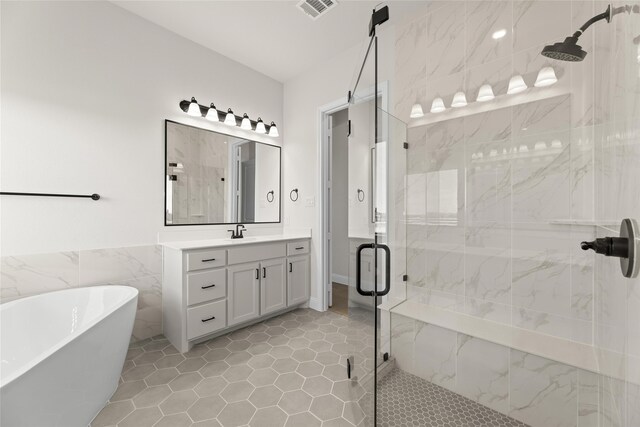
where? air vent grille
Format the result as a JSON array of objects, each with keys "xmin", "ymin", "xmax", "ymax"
[{"xmin": 296, "ymin": 0, "xmax": 337, "ymax": 20}]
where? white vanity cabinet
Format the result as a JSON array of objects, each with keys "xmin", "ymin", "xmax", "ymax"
[{"xmin": 162, "ymin": 236, "xmax": 310, "ymax": 353}]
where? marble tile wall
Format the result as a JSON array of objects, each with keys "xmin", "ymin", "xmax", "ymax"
[
  {"xmin": 393, "ymin": 0, "xmax": 640, "ymax": 424},
  {"xmin": 396, "ymin": 0, "xmax": 605, "ymax": 346},
  {"xmin": 390, "ymin": 312, "xmax": 640, "ymax": 427},
  {"xmin": 0, "ymin": 245, "xmax": 162, "ymax": 342}
]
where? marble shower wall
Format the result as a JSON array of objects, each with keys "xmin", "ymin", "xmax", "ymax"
[
  {"xmin": 391, "ymin": 312, "xmax": 640, "ymax": 427},
  {"xmin": 0, "ymin": 245, "xmax": 162, "ymax": 342},
  {"xmin": 395, "ymin": 0, "xmax": 611, "ymax": 345}
]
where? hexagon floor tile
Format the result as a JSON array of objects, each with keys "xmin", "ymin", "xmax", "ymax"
[{"xmin": 91, "ymin": 308, "xmax": 529, "ymax": 427}]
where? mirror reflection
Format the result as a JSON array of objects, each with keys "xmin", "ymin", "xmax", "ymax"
[{"xmin": 165, "ymin": 120, "xmax": 281, "ymax": 225}]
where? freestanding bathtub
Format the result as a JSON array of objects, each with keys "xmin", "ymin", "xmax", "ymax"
[{"xmin": 0, "ymin": 286, "xmax": 138, "ymax": 427}]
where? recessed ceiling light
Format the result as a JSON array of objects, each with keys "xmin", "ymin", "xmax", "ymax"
[{"xmin": 492, "ymin": 29, "xmax": 507, "ymax": 40}]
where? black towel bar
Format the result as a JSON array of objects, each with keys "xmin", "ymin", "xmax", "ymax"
[{"xmin": 0, "ymin": 192, "xmax": 100, "ymax": 200}]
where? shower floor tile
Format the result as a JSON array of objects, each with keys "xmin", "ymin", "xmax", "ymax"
[{"xmin": 376, "ymin": 368, "xmax": 528, "ymax": 427}]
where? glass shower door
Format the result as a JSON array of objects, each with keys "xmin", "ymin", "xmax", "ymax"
[{"xmin": 345, "ymin": 32, "xmax": 408, "ymax": 425}]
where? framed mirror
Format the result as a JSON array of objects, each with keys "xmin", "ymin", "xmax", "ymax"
[{"xmin": 164, "ymin": 120, "xmax": 281, "ymax": 225}]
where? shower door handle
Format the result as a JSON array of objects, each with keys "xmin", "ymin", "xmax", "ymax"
[
  {"xmin": 356, "ymin": 243, "xmax": 391, "ymax": 296},
  {"xmin": 356, "ymin": 243, "xmax": 374, "ymax": 296}
]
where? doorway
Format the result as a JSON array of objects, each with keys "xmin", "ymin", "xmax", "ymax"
[{"xmin": 328, "ymin": 108, "xmax": 349, "ymax": 316}]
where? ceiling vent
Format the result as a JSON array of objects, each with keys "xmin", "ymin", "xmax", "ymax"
[{"xmin": 296, "ymin": 0, "xmax": 337, "ymax": 20}]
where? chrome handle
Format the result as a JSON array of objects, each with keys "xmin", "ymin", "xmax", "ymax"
[{"xmin": 201, "ymin": 315, "xmax": 216, "ymax": 323}]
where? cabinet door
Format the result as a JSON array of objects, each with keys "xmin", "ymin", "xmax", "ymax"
[
  {"xmin": 287, "ymin": 256, "xmax": 310, "ymax": 306},
  {"xmin": 228, "ymin": 262, "xmax": 260, "ymax": 326},
  {"xmin": 261, "ymin": 258, "xmax": 287, "ymax": 315}
]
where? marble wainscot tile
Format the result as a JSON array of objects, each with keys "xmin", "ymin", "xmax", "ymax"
[
  {"xmin": 407, "ymin": 125, "xmax": 427, "ymax": 175},
  {"xmin": 0, "ymin": 251, "xmax": 79, "ymax": 298},
  {"xmin": 628, "ymin": 276, "xmax": 640, "ymax": 359},
  {"xmin": 456, "ymin": 334, "xmax": 509, "ymax": 414},
  {"xmin": 509, "ymin": 349, "xmax": 578, "ymax": 427},
  {"xmin": 568, "ymin": 1, "xmax": 595, "ymax": 128},
  {"xmin": 412, "ymin": 288, "xmax": 465, "ymax": 313},
  {"xmin": 79, "ymin": 244, "xmax": 161, "ymax": 286},
  {"xmin": 406, "ymin": 224, "xmax": 426, "ymax": 288},
  {"xmin": 464, "ymin": 0, "xmax": 513, "ymax": 68},
  {"xmin": 627, "ymin": 381, "xmax": 640, "ymax": 427},
  {"xmin": 118, "ymin": 275, "xmax": 163, "ymax": 342},
  {"xmin": 513, "ymin": 95, "xmax": 572, "ymax": 140},
  {"xmin": 511, "ymin": 131, "xmax": 571, "ymax": 222},
  {"xmin": 577, "ymin": 369, "xmax": 599, "ymax": 427},
  {"xmin": 413, "ymin": 322, "xmax": 457, "ymax": 391},
  {"xmin": 511, "ymin": 224, "xmax": 572, "ymax": 317},
  {"xmin": 390, "ymin": 313, "xmax": 415, "ymax": 373},
  {"xmin": 425, "ymin": 2, "xmax": 466, "ymax": 80},
  {"xmin": 512, "ymin": 0, "xmax": 571, "ymax": 53}
]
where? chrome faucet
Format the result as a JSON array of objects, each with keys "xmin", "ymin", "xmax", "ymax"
[{"xmin": 228, "ymin": 224, "xmax": 246, "ymax": 239}]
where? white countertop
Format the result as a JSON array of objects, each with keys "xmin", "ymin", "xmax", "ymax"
[{"xmin": 160, "ymin": 232, "xmax": 311, "ymax": 250}]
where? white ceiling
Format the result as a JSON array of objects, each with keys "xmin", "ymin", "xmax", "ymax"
[{"xmin": 113, "ymin": 1, "xmax": 427, "ymax": 82}]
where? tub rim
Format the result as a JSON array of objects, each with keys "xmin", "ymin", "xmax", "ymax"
[{"xmin": 0, "ymin": 285, "xmax": 138, "ymax": 389}]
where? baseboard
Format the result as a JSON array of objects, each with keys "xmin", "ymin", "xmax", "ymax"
[
  {"xmin": 308, "ymin": 297, "xmax": 324, "ymax": 312},
  {"xmin": 331, "ymin": 274, "xmax": 348, "ymax": 285}
]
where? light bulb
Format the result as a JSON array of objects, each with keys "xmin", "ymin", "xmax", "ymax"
[
  {"xmin": 534, "ymin": 66, "xmax": 558, "ymax": 87},
  {"xmin": 476, "ymin": 84, "xmax": 495, "ymax": 102},
  {"xmin": 451, "ymin": 91, "xmax": 467, "ymax": 108},
  {"xmin": 187, "ymin": 97, "xmax": 201, "ymax": 116},
  {"xmin": 492, "ymin": 29, "xmax": 507, "ymax": 40},
  {"xmin": 430, "ymin": 98, "xmax": 446, "ymax": 113},
  {"xmin": 255, "ymin": 117, "xmax": 266, "ymax": 134},
  {"xmin": 205, "ymin": 103, "xmax": 218, "ymax": 121},
  {"xmin": 224, "ymin": 108, "xmax": 236, "ymax": 126},
  {"xmin": 268, "ymin": 122, "xmax": 279, "ymax": 137},
  {"xmin": 241, "ymin": 113, "xmax": 251, "ymax": 130},
  {"xmin": 410, "ymin": 103, "xmax": 424, "ymax": 118},
  {"xmin": 507, "ymin": 75, "xmax": 528, "ymax": 94}
]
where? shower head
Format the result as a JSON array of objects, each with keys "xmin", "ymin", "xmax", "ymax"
[
  {"xmin": 541, "ymin": 36, "xmax": 587, "ymax": 61},
  {"xmin": 541, "ymin": 4, "xmax": 611, "ymax": 62}
]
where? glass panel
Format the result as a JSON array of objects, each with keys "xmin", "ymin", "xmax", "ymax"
[{"xmin": 345, "ymin": 34, "xmax": 408, "ymax": 425}]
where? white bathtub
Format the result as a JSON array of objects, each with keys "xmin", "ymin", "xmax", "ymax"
[{"xmin": 0, "ymin": 286, "xmax": 138, "ymax": 427}]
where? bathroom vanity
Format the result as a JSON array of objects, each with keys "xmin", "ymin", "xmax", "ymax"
[{"xmin": 161, "ymin": 235, "xmax": 310, "ymax": 352}]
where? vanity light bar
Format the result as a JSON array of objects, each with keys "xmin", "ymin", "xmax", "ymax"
[{"xmin": 179, "ymin": 98, "xmax": 278, "ymax": 137}]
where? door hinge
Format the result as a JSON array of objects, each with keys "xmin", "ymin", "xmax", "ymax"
[
  {"xmin": 403, "ymin": 274, "xmax": 408, "ymax": 282},
  {"xmin": 383, "ymin": 352, "xmax": 389, "ymax": 362},
  {"xmin": 403, "ymin": 142, "xmax": 409, "ymax": 149},
  {"xmin": 348, "ymin": 120, "xmax": 351, "ymax": 137},
  {"xmin": 347, "ymin": 356, "xmax": 352, "ymax": 379}
]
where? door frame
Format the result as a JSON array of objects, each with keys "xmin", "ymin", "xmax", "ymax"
[{"xmin": 317, "ymin": 81, "xmax": 389, "ymax": 311}]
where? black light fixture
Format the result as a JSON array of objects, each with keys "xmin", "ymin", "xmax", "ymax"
[
  {"xmin": 179, "ymin": 98, "xmax": 279, "ymax": 137},
  {"xmin": 205, "ymin": 103, "xmax": 218, "ymax": 121},
  {"xmin": 240, "ymin": 113, "xmax": 252, "ymax": 130},
  {"xmin": 224, "ymin": 108, "xmax": 236, "ymax": 126},
  {"xmin": 187, "ymin": 97, "xmax": 201, "ymax": 116},
  {"xmin": 268, "ymin": 122, "xmax": 279, "ymax": 137}
]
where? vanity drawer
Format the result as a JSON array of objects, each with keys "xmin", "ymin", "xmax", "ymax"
[
  {"xmin": 186, "ymin": 249, "xmax": 226, "ymax": 271},
  {"xmin": 228, "ymin": 243, "xmax": 286, "ymax": 265},
  {"xmin": 186, "ymin": 268, "xmax": 226, "ymax": 306},
  {"xmin": 287, "ymin": 241, "xmax": 309, "ymax": 256},
  {"xmin": 187, "ymin": 300, "xmax": 226, "ymax": 339}
]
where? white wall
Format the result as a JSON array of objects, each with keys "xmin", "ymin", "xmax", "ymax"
[
  {"xmin": 330, "ymin": 109, "xmax": 348, "ymax": 282},
  {"xmin": 0, "ymin": 1, "xmax": 283, "ymax": 256},
  {"xmin": 282, "ymin": 26, "xmax": 396, "ymax": 309}
]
